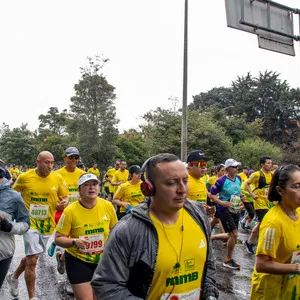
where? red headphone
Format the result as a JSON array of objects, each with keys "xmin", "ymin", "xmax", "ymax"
[{"xmin": 140, "ymin": 157, "xmax": 155, "ymax": 197}]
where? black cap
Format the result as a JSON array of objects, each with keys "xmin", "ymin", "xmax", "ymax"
[
  {"xmin": 187, "ymin": 150, "xmax": 207, "ymax": 162},
  {"xmin": 128, "ymin": 165, "xmax": 141, "ymax": 174},
  {"xmin": 65, "ymin": 147, "xmax": 80, "ymax": 157},
  {"xmin": 243, "ymin": 166, "xmax": 250, "ymax": 170}
]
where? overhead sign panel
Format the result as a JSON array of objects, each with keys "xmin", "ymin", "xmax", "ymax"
[{"xmin": 225, "ymin": 0, "xmax": 296, "ymax": 56}]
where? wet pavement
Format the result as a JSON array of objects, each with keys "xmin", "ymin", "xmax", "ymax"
[{"xmin": 0, "ymin": 228, "xmax": 254, "ymax": 300}]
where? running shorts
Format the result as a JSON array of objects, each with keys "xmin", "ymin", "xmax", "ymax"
[{"xmin": 65, "ymin": 251, "xmax": 97, "ymax": 284}]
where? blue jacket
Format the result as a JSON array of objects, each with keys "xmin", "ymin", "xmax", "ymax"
[{"xmin": 0, "ymin": 178, "xmax": 30, "ymax": 261}]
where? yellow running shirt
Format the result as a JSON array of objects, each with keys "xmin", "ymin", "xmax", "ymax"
[
  {"xmin": 187, "ymin": 174, "xmax": 207, "ymax": 203},
  {"xmin": 247, "ymin": 170, "xmax": 273, "ymax": 210},
  {"xmin": 251, "ymin": 205, "xmax": 300, "ymax": 299},
  {"xmin": 148, "ymin": 208, "xmax": 207, "ymax": 299},
  {"xmin": 88, "ymin": 167, "xmax": 100, "ymax": 178},
  {"xmin": 105, "ymin": 167, "xmax": 118, "ymax": 193},
  {"xmin": 56, "ymin": 167, "xmax": 85, "ymax": 203},
  {"xmin": 112, "ymin": 169, "xmax": 129, "ymax": 185},
  {"xmin": 114, "ymin": 181, "xmax": 144, "ymax": 213},
  {"xmin": 56, "ymin": 198, "xmax": 118, "ymax": 264},
  {"xmin": 238, "ymin": 172, "xmax": 248, "ymax": 182},
  {"xmin": 13, "ymin": 169, "xmax": 69, "ymax": 234}
]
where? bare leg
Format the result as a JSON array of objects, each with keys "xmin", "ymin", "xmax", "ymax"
[
  {"xmin": 24, "ymin": 254, "xmax": 39, "ymax": 299},
  {"xmin": 72, "ymin": 282, "xmax": 95, "ymax": 300},
  {"xmin": 14, "ymin": 257, "xmax": 26, "ymax": 279},
  {"xmin": 248, "ymin": 222, "xmax": 260, "ymax": 244},
  {"xmin": 226, "ymin": 230, "xmax": 238, "ymax": 260}
]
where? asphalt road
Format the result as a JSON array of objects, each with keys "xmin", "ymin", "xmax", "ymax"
[{"xmin": 0, "ymin": 228, "xmax": 254, "ymax": 300}]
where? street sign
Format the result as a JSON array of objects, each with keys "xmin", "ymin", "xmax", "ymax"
[{"xmin": 225, "ymin": 0, "xmax": 299, "ymax": 56}]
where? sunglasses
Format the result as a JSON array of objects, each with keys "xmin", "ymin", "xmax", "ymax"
[
  {"xmin": 230, "ymin": 166, "xmax": 238, "ymax": 169},
  {"xmin": 191, "ymin": 161, "xmax": 207, "ymax": 168},
  {"xmin": 68, "ymin": 155, "xmax": 79, "ymax": 160}
]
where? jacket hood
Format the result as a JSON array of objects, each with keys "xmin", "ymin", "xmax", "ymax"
[{"xmin": 0, "ymin": 178, "xmax": 11, "ymax": 191}]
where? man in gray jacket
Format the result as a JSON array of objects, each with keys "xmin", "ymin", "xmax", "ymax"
[
  {"xmin": 91, "ymin": 153, "xmax": 219, "ymax": 300},
  {"xmin": 0, "ymin": 161, "xmax": 30, "ymax": 288}
]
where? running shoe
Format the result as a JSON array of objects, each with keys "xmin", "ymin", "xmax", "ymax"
[
  {"xmin": 6, "ymin": 273, "xmax": 19, "ymax": 298},
  {"xmin": 47, "ymin": 242, "xmax": 56, "ymax": 257},
  {"xmin": 222, "ymin": 259, "xmax": 240, "ymax": 270},
  {"xmin": 244, "ymin": 240, "xmax": 255, "ymax": 254},
  {"xmin": 56, "ymin": 252, "xmax": 65, "ymax": 275}
]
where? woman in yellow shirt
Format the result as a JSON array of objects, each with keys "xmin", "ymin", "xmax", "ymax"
[
  {"xmin": 113, "ymin": 165, "xmax": 145, "ymax": 219},
  {"xmin": 251, "ymin": 165, "xmax": 300, "ymax": 299},
  {"xmin": 55, "ymin": 173, "xmax": 117, "ymax": 300}
]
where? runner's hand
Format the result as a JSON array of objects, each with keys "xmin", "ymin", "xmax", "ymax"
[
  {"xmin": 75, "ymin": 238, "xmax": 90, "ymax": 249},
  {"xmin": 222, "ymin": 201, "xmax": 232, "ymax": 208},
  {"xmin": 0, "ymin": 216, "xmax": 12, "ymax": 232}
]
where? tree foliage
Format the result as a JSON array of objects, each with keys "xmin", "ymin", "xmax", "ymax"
[{"xmin": 0, "ymin": 124, "xmax": 37, "ymax": 166}]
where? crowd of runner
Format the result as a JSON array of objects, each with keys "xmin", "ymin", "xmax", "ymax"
[{"xmin": 0, "ymin": 148, "xmax": 299, "ymax": 300}]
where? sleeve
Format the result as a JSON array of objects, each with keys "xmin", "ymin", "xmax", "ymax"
[
  {"xmin": 12, "ymin": 173, "xmax": 24, "ymax": 193},
  {"xmin": 56, "ymin": 208, "xmax": 72, "ymax": 236},
  {"xmin": 247, "ymin": 171, "xmax": 259, "ymax": 186},
  {"xmin": 256, "ymin": 220, "xmax": 281, "ymax": 259},
  {"xmin": 114, "ymin": 184, "xmax": 124, "ymax": 199},
  {"xmin": 91, "ymin": 223, "xmax": 143, "ymax": 300},
  {"xmin": 9, "ymin": 194, "xmax": 30, "ymax": 235},
  {"xmin": 107, "ymin": 203, "xmax": 118, "ymax": 228},
  {"xmin": 210, "ymin": 177, "xmax": 224, "ymax": 195}
]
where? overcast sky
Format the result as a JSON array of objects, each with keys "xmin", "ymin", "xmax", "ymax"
[{"xmin": 1, "ymin": 0, "xmax": 300, "ymax": 133}]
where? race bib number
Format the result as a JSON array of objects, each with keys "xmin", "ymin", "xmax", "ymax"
[
  {"xmin": 288, "ymin": 251, "xmax": 300, "ymax": 279},
  {"xmin": 69, "ymin": 192, "xmax": 80, "ymax": 203},
  {"xmin": 230, "ymin": 195, "xmax": 240, "ymax": 210},
  {"xmin": 29, "ymin": 204, "xmax": 49, "ymax": 220},
  {"xmin": 160, "ymin": 288, "xmax": 201, "ymax": 300},
  {"xmin": 79, "ymin": 234, "xmax": 104, "ymax": 255},
  {"xmin": 264, "ymin": 188, "xmax": 269, "ymax": 198}
]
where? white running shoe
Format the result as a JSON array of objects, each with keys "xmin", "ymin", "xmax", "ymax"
[{"xmin": 6, "ymin": 273, "xmax": 19, "ymax": 298}]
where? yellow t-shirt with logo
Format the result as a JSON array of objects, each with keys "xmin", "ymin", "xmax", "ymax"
[
  {"xmin": 56, "ymin": 167, "xmax": 86, "ymax": 204},
  {"xmin": 148, "ymin": 208, "xmax": 207, "ymax": 299},
  {"xmin": 251, "ymin": 205, "xmax": 300, "ymax": 300},
  {"xmin": 105, "ymin": 168, "xmax": 118, "ymax": 193},
  {"xmin": 114, "ymin": 181, "xmax": 144, "ymax": 213},
  {"xmin": 13, "ymin": 169, "xmax": 69, "ymax": 234},
  {"xmin": 88, "ymin": 167, "xmax": 100, "ymax": 178},
  {"xmin": 112, "ymin": 169, "xmax": 129, "ymax": 185},
  {"xmin": 247, "ymin": 170, "xmax": 273, "ymax": 210},
  {"xmin": 187, "ymin": 174, "xmax": 207, "ymax": 203},
  {"xmin": 56, "ymin": 198, "xmax": 118, "ymax": 264}
]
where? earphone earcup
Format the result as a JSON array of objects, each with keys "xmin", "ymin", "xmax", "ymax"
[{"xmin": 141, "ymin": 179, "xmax": 155, "ymax": 196}]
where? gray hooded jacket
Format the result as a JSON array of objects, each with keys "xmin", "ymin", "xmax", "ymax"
[
  {"xmin": 91, "ymin": 198, "xmax": 219, "ymax": 299},
  {"xmin": 0, "ymin": 178, "xmax": 30, "ymax": 261}
]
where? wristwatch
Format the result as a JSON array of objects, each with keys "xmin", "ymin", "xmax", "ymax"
[{"xmin": 72, "ymin": 239, "xmax": 78, "ymax": 248}]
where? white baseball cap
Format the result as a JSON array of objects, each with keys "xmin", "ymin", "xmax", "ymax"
[
  {"xmin": 78, "ymin": 173, "xmax": 100, "ymax": 186},
  {"xmin": 224, "ymin": 159, "xmax": 241, "ymax": 168}
]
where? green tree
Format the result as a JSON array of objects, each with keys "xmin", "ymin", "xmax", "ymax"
[
  {"xmin": 69, "ymin": 56, "xmax": 119, "ymax": 168},
  {"xmin": 232, "ymin": 138, "xmax": 281, "ymax": 170},
  {"xmin": 0, "ymin": 124, "xmax": 37, "ymax": 166},
  {"xmin": 115, "ymin": 129, "xmax": 149, "ymax": 166},
  {"xmin": 38, "ymin": 107, "xmax": 70, "ymax": 135}
]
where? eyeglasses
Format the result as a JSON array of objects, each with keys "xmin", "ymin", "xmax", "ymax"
[
  {"xmin": 191, "ymin": 161, "xmax": 207, "ymax": 168},
  {"xmin": 68, "ymin": 155, "xmax": 79, "ymax": 160}
]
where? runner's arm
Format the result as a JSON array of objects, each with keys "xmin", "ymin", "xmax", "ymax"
[{"xmin": 256, "ymin": 254, "xmax": 299, "ymax": 275}]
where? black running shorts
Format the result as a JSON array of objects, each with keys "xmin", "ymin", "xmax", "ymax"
[
  {"xmin": 220, "ymin": 208, "xmax": 240, "ymax": 233},
  {"xmin": 65, "ymin": 251, "xmax": 97, "ymax": 284}
]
